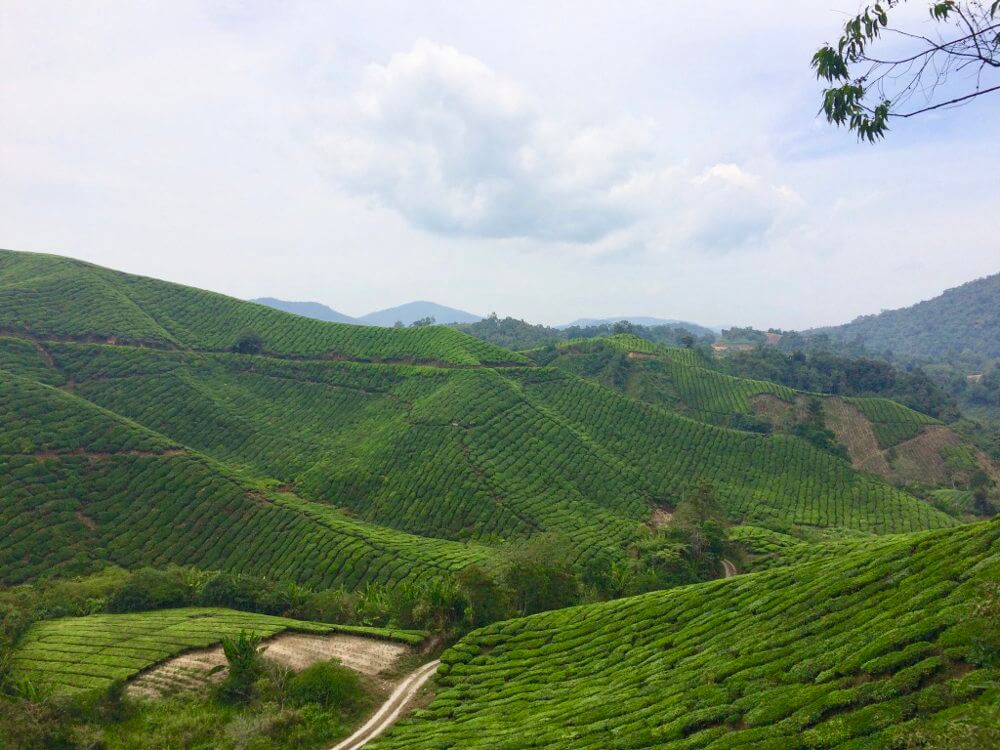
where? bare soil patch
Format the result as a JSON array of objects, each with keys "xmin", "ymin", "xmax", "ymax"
[
  {"xmin": 649, "ymin": 507, "xmax": 673, "ymax": 529},
  {"xmin": 823, "ymin": 398, "xmax": 892, "ymax": 478},
  {"xmin": 127, "ymin": 632, "xmax": 411, "ymax": 699},
  {"xmin": 74, "ymin": 511, "xmax": 97, "ymax": 531},
  {"xmin": 748, "ymin": 394, "xmax": 798, "ymax": 430}
]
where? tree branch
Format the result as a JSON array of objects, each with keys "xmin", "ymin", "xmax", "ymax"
[{"xmin": 892, "ymin": 81, "xmax": 1000, "ymax": 115}]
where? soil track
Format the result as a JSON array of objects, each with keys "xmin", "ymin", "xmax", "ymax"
[{"xmin": 329, "ymin": 659, "xmax": 441, "ymax": 750}]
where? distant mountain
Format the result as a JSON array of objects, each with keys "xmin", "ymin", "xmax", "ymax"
[
  {"xmin": 251, "ymin": 297, "xmax": 358, "ymax": 324},
  {"xmin": 359, "ymin": 301, "xmax": 482, "ymax": 327},
  {"xmin": 560, "ymin": 316, "xmax": 716, "ymax": 338},
  {"xmin": 809, "ymin": 272, "xmax": 1000, "ymax": 360}
]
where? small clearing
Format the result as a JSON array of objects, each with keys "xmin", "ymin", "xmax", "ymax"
[
  {"xmin": 127, "ymin": 632, "xmax": 411, "ymax": 699},
  {"xmin": 823, "ymin": 397, "xmax": 892, "ymax": 478}
]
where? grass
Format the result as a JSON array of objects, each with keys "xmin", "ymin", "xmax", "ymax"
[
  {"xmin": 11, "ymin": 607, "xmax": 423, "ymax": 694},
  {"xmin": 372, "ymin": 519, "xmax": 1000, "ymax": 749}
]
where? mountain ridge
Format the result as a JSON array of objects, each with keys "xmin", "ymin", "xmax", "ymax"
[{"xmin": 806, "ymin": 271, "xmax": 1000, "ymax": 360}]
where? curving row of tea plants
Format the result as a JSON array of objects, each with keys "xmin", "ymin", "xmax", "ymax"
[
  {"xmin": 27, "ymin": 342, "xmax": 957, "ymax": 542},
  {"xmin": 0, "ymin": 369, "xmax": 489, "ymax": 586},
  {"xmin": 0, "ymin": 249, "xmax": 522, "ymax": 365},
  {"xmin": 374, "ymin": 519, "xmax": 1000, "ymax": 749},
  {"xmin": 512, "ymin": 368, "xmax": 954, "ymax": 533},
  {"xmin": 12, "ymin": 607, "xmax": 422, "ymax": 694}
]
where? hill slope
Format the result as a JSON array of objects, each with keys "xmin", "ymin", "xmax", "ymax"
[
  {"xmin": 0, "ymin": 250, "xmax": 517, "ymax": 365},
  {"xmin": 533, "ymin": 335, "xmax": 999, "ymax": 496},
  {"xmin": 0, "ymin": 249, "xmax": 966, "ymax": 589},
  {"xmin": 0, "ymin": 369, "xmax": 488, "ymax": 586},
  {"xmin": 810, "ymin": 272, "xmax": 1000, "ymax": 360},
  {"xmin": 250, "ymin": 297, "xmax": 358, "ymax": 324},
  {"xmin": 373, "ymin": 518, "xmax": 1000, "ymax": 749},
  {"xmin": 359, "ymin": 301, "xmax": 482, "ymax": 326}
]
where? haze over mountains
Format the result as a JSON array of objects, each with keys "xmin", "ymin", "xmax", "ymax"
[
  {"xmin": 252, "ymin": 297, "xmax": 482, "ymax": 327},
  {"xmin": 806, "ymin": 271, "xmax": 1000, "ymax": 360},
  {"xmin": 254, "ymin": 269, "xmax": 999, "ymax": 363}
]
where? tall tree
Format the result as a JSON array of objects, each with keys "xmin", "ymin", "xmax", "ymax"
[{"xmin": 813, "ymin": 1, "xmax": 999, "ymax": 140}]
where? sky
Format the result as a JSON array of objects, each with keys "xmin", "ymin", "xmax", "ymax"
[{"xmin": 2, "ymin": 1, "xmax": 998, "ymax": 329}]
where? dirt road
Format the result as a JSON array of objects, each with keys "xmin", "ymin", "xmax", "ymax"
[
  {"xmin": 330, "ymin": 659, "xmax": 441, "ymax": 750},
  {"xmin": 722, "ymin": 559, "xmax": 737, "ymax": 578}
]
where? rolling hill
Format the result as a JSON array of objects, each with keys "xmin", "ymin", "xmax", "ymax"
[
  {"xmin": 251, "ymin": 297, "xmax": 484, "ymax": 327},
  {"xmin": 0, "ymin": 249, "xmax": 966, "ymax": 590},
  {"xmin": 358, "ymin": 301, "xmax": 482, "ymax": 326},
  {"xmin": 372, "ymin": 518, "xmax": 1000, "ymax": 749},
  {"xmin": 249, "ymin": 297, "xmax": 358, "ymax": 324},
  {"xmin": 809, "ymin": 272, "xmax": 1000, "ymax": 361},
  {"xmin": 561, "ymin": 316, "xmax": 717, "ymax": 338},
  {"xmin": 532, "ymin": 334, "xmax": 1000, "ymax": 497}
]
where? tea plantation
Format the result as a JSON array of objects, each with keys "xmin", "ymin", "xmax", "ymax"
[
  {"xmin": 534, "ymin": 335, "xmax": 944, "ymax": 448},
  {"xmin": 0, "ymin": 370, "xmax": 490, "ymax": 586},
  {"xmin": 373, "ymin": 519, "xmax": 1000, "ymax": 749},
  {"xmin": 12, "ymin": 608, "xmax": 423, "ymax": 694},
  {"xmin": 0, "ymin": 250, "xmax": 967, "ymax": 589},
  {"xmin": 0, "ymin": 249, "xmax": 523, "ymax": 365}
]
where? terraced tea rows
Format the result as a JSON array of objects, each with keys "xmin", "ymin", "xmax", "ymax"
[
  {"xmin": 12, "ymin": 608, "xmax": 423, "ymax": 694},
  {"xmin": 0, "ymin": 369, "xmax": 490, "ymax": 585},
  {"xmin": 513, "ymin": 369, "xmax": 954, "ymax": 533},
  {"xmin": 0, "ymin": 250, "xmax": 523, "ymax": 365},
  {"xmin": 373, "ymin": 519, "xmax": 1000, "ymax": 749},
  {"xmin": 0, "ymin": 249, "xmax": 968, "ymax": 593},
  {"xmin": 727, "ymin": 525, "xmax": 895, "ymax": 572}
]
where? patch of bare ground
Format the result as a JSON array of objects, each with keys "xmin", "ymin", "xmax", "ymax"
[
  {"xmin": 626, "ymin": 351, "xmax": 654, "ymax": 361},
  {"xmin": 127, "ymin": 632, "xmax": 412, "ymax": 700},
  {"xmin": 748, "ymin": 393, "xmax": 800, "ymax": 430},
  {"xmin": 649, "ymin": 507, "xmax": 673, "ymax": 529},
  {"xmin": 74, "ymin": 511, "xmax": 97, "ymax": 530},
  {"xmin": 823, "ymin": 397, "xmax": 892, "ymax": 478},
  {"xmin": 890, "ymin": 426, "xmax": 962, "ymax": 485}
]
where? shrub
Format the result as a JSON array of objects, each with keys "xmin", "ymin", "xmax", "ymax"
[
  {"xmin": 216, "ymin": 630, "xmax": 264, "ymax": 704},
  {"xmin": 231, "ymin": 329, "xmax": 264, "ymax": 354},
  {"xmin": 199, "ymin": 573, "xmax": 288, "ymax": 615},
  {"xmin": 287, "ymin": 660, "xmax": 362, "ymax": 710},
  {"xmin": 106, "ymin": 568, "xmax": 190, "ymax": 613}
]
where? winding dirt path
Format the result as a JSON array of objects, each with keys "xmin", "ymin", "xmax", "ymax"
[
  {"xmin": 330, "ymin": 659, "xmax": 441, "ymax": 750},
  {"xmin": 331, "ymin": 562, "xmax": 735, "ymax": 749}
]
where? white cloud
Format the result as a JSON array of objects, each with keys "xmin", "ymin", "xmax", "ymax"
[
  {"xmin": 316, "ymin": 40, "xmax": 802, "ymax": 251},
  {"xmin": 317, "ymin": 40, "xmax": 646, "ymax": 242}
]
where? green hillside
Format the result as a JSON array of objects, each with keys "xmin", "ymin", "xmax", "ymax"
[
  {"xmin": 810, "ymin": 272, "xmax": 1000, "ymax": 361},
  {"xmin": 533, "ymin": 334, "xmax": 998, "ymax": 496},
  {"xmin": 0, "ymin": 250, "xmax": 965, "ymax": 592},
  {"xmin": 0, "ymin": 250, "xmax": 522, "ymax": 366},
  {"xmin": 0, "ymin": 370, "xmax": 488, "ymax": 586},
  {"xmin": 373, "ymin": 519, "xmax": 1000, "ymax": 749}
]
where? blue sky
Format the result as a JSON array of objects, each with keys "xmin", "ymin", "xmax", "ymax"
[{"xmin": 2, "ymin": 1, "xmax": 997, "ymax": 328}]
